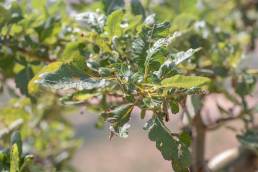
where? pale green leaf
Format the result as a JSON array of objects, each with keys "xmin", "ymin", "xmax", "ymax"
[
  {"xmin": 161, "ymin": 75, "xmax": 211, "ymax": 89},
  {"xmin": 10, "ymin": 144, "xmax": 20, "ymax": 172},
  {"xmin": 11, "ymin": 132, "xmax": 22, "ymax": 158},
  {"xmin": 104, "ymin": 9, "xmax": 124, "ymax": 38}
]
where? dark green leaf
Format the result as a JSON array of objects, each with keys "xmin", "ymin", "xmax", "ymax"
[
  {"xmin": 15, "ymin": 66, "xmax": 34, "ymax": 96},
  {"xmin": 144, "ymin": 117, "xmax": 191, "ymax": 172},
  {"xmin": 170, "ymin": 101, "xmax": 180, "ymax": 114},
  {"xmin": 102, "ymin": 103, "xmax": 134, "ymax": 138},
  {"xmin": 102, "ymin": 0, "xmax": 125, "ymax": 14},
  {"xmin": 235, "ymin": 74, "xmax": 256, "ymax": 96},
  {"xmin": 153, "ymin": 60, "xmax": 178, "ymax": 80},
  {"xmin": 237, "ymin": 130, "xmax": 258, "ymax": 154},
  {"xmin": 179, "ymin": 132, "xmax": 191, "ymax": 147},
  {"xmin": 131, "ymin": 0, "xmax": 145, "ymax": 19},
  {"xmin": 35, "ymin": 17, "xmax": 59, "ymax": 42},
  {"xmin": 131, "ymin": 38, "xmax": 148, "ymax": 71},
  {"xmin": 144, "ymin": 36, "xmax": 172, "ymax": 77}
]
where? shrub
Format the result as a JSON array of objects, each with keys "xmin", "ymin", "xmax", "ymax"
[{"xmin": 0, "ymin": 0, "xmax": 258, "ymax": 171}]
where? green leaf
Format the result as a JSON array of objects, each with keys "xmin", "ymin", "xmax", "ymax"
[
  {"xmin": 170, "ymin": 101, "xmax": 179, "ymax": 114},
  {"xmin": 85, "ymin": 32, "xmax": 112, "ymax": 53},
  {"xmin": 32, "ymin": 0, "xmax": 47, "ymax": 12},
  {"xmin": 29, "ymin": 62, "xmax": 63, "ymax": 94},
  {"xmin": 60, "ymin": 41, "xmax": 86, "ymax": 70},
  {"xmin": 75, "ymin": 12, "xmax": 106, "ymax": 33},
  {"xmin": 179, "ymin": 132, "xmax": 191, "ymax": 147},
  {"xmin": 15, "ymin": 66, "xmax": 34, "ymax": 96},
  {"xmin": 104, "ymin": 9, "xmax": 124, "ymax": 38},
  {"xmin": 161, "ymin": 75, "xmax": 211, "ymax": 90},
  {"xmin": 142, "ymin": 21, "xmax": 171, "ymax": 38},
  {"xmin": 144, "ymin": 117, "xmax": 191, "ymax": 172},
  {"xmin": 153, "ymin": 60, "xmax": 178, "ymax": 80},
  {"xmin": 237, "ymin": 130, "xmax": 258, "ymax": 154},
  {"xmin": 152, "ymin": 22, "xmax": 171, "ymax": 38},
  {"xmin": 0, "ymin": 5, "xmax": 10, "ymax": 25},
  {"xmin": 145, "ymin": 37, "xmax": 172, "ymax": 63},
  {"xmin": 144, "ymin": 32, "xmax": 182, "ymax": 79},
  {"xmin": 102, "ymin": 103, "xmax": 134, "ymax": 138},
  {"xmin": 103, "ymin": 0, "xmax": 125, "ymax": 14},
  {"xmin": 11, "ymin": 132, "xmax": 22, "ymax": 158},
  {"xmin": 144, "ymin": 37, "xmax": 172, "ymax": 78},
  {"xmin": 10, "ymin": 132, "xmax": 22, "ymax": 172},
  {"xmin": 20, "ymin": 155, "xmax": 34, "ymax": 171},
  {"xmin": 235, "ymin": 74, "xmax": 256, "ymax": 96},
  {"xmin": 35, "ymin": 17, "xmax": 60, "ymax": 42},
  {"xmin": 60, "ymin": 91, "xmax": 98, "ymax": 105},
  {"xmin": 7, "ymin": 2, "xmax": 23, "ymax": 24},
  {"xmin": 131, "ymin": 38, "xmax": 148, "ymax": 71},
  {"xmin": 227, "ymin": 51, "xmax": 242, "ymax": 68},
  {"xmin": 10, "ymin": 144, "xmax": 20, "ymax": 172},
  {"xmin": 171, "ymin": 48, "xmax": 201, "ymax": 65},
  {"xmin": 130, "ymin": 0, "xmax": 145, "ymax": 19},
  {"xmin": 35, "ymin": 64, "xmax": 108, "ymax": 91}
]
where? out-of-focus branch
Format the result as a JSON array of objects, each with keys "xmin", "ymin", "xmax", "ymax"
[
  {"xmin": 208, "ymin": 147, "xmax": 258, "ymax": 172},
  {"xmin": 0, "ymin": 119, "xmax": 24, "ymax": 139}
]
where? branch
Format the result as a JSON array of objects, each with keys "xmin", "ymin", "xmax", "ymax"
[
  {"xmin": 208, "ymin": 147, "xmax": 257, "ymax": 172},
  {"xmin": 0, "ymin": 119, "xmax": 24, "ymax": 139}
]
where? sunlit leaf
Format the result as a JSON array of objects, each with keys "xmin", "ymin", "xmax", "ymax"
[
  {"xmin": 29, "ymin": 62, "xmax": 63, "ymax": 94},
  {"xmin": 104, "ymin": 9, "xmax": 124, "ymax": 38},
  {"xmin": 161, "ymin": 75, "xmax": 211, "ymax": 89},
  {"xmin": 10, "ymin": 144, "xmax": 20, "ymax": 172}
]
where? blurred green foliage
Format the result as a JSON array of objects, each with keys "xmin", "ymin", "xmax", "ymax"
[{"xmin": 0, "ymin": 0, "xmax": 258, "ymax": 171}]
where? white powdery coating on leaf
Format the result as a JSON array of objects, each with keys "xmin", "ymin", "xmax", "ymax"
[
  {"xmin": 109, "ymin": 123, "xmax": 131, "ymax": 138},
  {"xmin": 41, "ymin": 78, "xmax": 108, "ymax": 91},
  {"xmin": 74, "ymin": 12, "xmax": 106, "ymax": 31}
]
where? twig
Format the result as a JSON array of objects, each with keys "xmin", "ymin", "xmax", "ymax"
[{"xmin": 0, "ymin": 119, "xmax": 24, "ymax": 139}]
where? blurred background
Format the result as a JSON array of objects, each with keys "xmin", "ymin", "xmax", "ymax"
[{"xmin": 1, "ymin": 0, "xmax": 258, "ymax": 171}]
